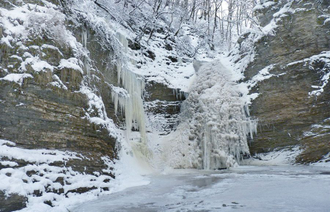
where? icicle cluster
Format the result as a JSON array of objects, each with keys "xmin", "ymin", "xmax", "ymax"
[{"xmin": 111, "ymin": 33, "xmax": 147, "ymax": 144}]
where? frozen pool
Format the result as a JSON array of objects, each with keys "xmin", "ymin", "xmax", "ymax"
[{"xmin": 72, "ymin": 165, "xmax": 330, "ymax": 212}]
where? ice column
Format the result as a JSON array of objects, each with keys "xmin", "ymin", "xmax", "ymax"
[
  {"xmin": 178, "ymin": 61, "xmax": 257, "ymax": 169},
  {"xmin": 111, "ymin": 32, "xmax": 148, "ymax": 145}
]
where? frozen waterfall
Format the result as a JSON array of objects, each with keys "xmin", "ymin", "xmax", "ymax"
[
  {"xmin": 157, "ymin": 61, "xmax": 257, "ymax": 170},
  {"xmin": 109, "ymin": 32, "xmax": 256, "ymax": 170},
  {"xmin": 111, "ymin": 32, "xmax": 150, "ymax": 161}
]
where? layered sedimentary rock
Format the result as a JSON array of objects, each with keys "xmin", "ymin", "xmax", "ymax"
[
  {"xmin": 235, "ymin": 0, "xmax": 330, "ymax": 163},
  {"xmin": 0, "ymin": 1, "xmax": 118, "ymax": 210}
]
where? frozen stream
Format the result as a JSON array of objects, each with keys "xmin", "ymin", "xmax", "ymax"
[{"xmin": 72, "ymin": 165, "xmax": 330, "ymax": 212}]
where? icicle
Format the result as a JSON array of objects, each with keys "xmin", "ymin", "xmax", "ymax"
[
  {"xmin": 116, "ymin": 32, "xmax": 128, "ymax": 54},
  {"xmin": 82, "ymin": 27, "xmax": 88, "ymax": 48},
  {"xmin": 112, "ymin": 32, "xmax": 148, "ymax": 146},
  {"xmin": 81, "ymin": 27, "xmax": 91, "ymax": 80}
]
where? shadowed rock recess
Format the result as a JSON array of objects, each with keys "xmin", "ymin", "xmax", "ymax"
[{"xmin": 235, "ymin": 0, "xmax": 330, "ymax": 163}]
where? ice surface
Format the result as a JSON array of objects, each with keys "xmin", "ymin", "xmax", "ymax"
[{"xmin": 72, "ymin": 165, "xmax": 330, "ymax": 212}]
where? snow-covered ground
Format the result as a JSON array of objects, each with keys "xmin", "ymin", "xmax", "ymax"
[{"xmin": 71, "ymin": 165, "xmax": 330, "ymax": 212}]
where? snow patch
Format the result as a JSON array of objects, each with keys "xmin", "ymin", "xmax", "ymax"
[
  {"xmin": 312, "ymin": 152, "xmax": 330, "ymax": 168},
  {"xmin": 79, "ymin": 85, "xmax": 120, "ymax": 139},
  {"xmin": 285, "ymin": 51, "xmax": 330, "ymax": 97},
  {"xmin": 0, "ymin": 73, "xmax": 33, "ymax": 86},
  {"xmin": 253, "ymin": 1, "xmax": 276, "ymax": 12},
  {"xmin": 244, "ymin": 146, "xmax": 303, "ymax": 166},
  {"xmin": 58, "ymin": 58, "xmax": 83, "ymax": 74}
]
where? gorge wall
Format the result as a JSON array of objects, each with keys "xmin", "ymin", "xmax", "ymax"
[
  {"xmin": 233, "ymin": 0, "xmax": 330, "ymax": 163},
  {"xmin": 0, "ymin": 1, "xmax": 121, "ymax": 211}
]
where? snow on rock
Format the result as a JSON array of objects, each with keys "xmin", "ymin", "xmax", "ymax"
[
  {"xmin": 80, "ymin": 85, "xmax": 120, "ymax": 139},
  {"xmin": 58, "ymin": 58, "xmax": 83, "ymax": 74},
  {"xmin": 0, "ymin": 3, "xmax": 73, "ymax": 47},
  {"xmin": 31, "ymin": 60, "xmax": 54, "ymax": 72},
  {"xmin": 285, "ymin": 51, "xmax": 330, "ymax": 97},
  {"xmin": 244, "ymin": 146, "xmax": 303, "ymax": 166},
  {"xmin": 313, "ymin": 152, "xmax": 330, "ymax": 168},
  {"xmin": 0, "ymin": 139, "xmax": 116, "ymax": 212},
  {"xmin": 0, "ymin": 2, "xmax": 87, "ymax": 74},
  {"xmin": 308, "ymin": 51, "xmax": 330, "ymax": 96},
  {"xmin": 133, "ymin": 25, "xmax": 197, "ymax": 93},
  {"xmin": 0, "ymin": 73, "xmax": 33, "ymax": 86},
  {"xmin": 49, "ymin": 74, "xmax": 68, "ymax": 90}
]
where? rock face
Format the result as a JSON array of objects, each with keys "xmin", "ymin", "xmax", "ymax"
[
  {"xmin": 236, "ymin": 0, "xmax": 330, "ymax": 162},
  {"xmin": 0, "ymin": 1, "xmax": 119, "ymax": 209},
  {"xmin": 0, "ymin": 80, "xmax": 115, "ymax": 156},
  {"xmin": 0, "ymin": 0, "xmax": 118, "ymax": 161},
  {"xmin": 0, "ymin": 191, "xmax": 27, "ymax": 212},
  {"xmin": 145, "ymin": 81, "xmax": 185, "ymax": 134}
]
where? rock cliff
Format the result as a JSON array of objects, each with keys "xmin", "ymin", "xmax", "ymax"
[
  {"xmin": 233, "ymin": 0, "xmax": 330, "ymax": 163},
  {"xmin": 0, "ymin": 1, "xmax": 119, "ymax": 210}
]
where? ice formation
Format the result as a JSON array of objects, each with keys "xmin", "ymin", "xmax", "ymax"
[
  {"xmin": 111, "ymin": 32, "xmax": 148, "ymax": 149},
  {"xmin": 71, "ymin": 10, "xmax": 256, "ymax": 171},
  {"xmin": 160, "ymin": 61, "xmax": 257, "ymax": 170}
]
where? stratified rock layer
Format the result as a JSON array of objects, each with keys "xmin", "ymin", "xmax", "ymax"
[
  {"xmin": 0, "ymin": 1, "xmax": 118, "ymax": 209},
  {"xmin": 239, "ymin": 0, "xmax": 330, "ymax": 162}
]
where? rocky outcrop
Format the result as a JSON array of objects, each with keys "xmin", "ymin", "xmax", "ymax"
[
  {"xmin": 0, "ymin": 0, "xmax": 118, "ymax": 159},
  {"xmin": 235, "ymin": 0, "xmax": 330, "ymax": 163},
  {"xmin": 0, "ymin": 77, "xmax": 117, "ymax": 159},
  {"xmin": 0, "ymin": 1, "xmax": 119, "ymax": 209},
  {"xmin": 0, "ymin": 191, "xmax": 27, "ymax": 212},
  {"xmin": 145, "ymin": 81, "xmax": 185, "ymax": 134}
]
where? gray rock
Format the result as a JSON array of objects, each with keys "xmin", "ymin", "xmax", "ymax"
[
  {"xmin": 0, "ymin": 191, "xmax": 27, "ymax": 212},
  {"xmin": 236, "ymin": 0, "xmax": 330, "ymax": 162}
]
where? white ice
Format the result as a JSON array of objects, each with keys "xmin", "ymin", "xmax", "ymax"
[
  {"xmin": 151, "ymin": 60, "xmax": 257, "ymax": 170},
  {"xmin": 71, "ymin": 165, "xmax": 330, "ymax": 212}
]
